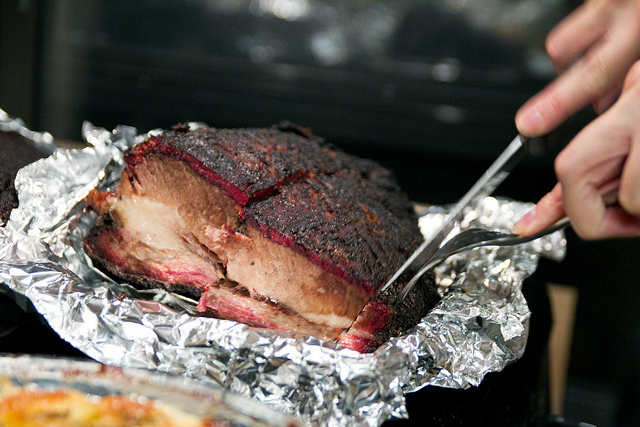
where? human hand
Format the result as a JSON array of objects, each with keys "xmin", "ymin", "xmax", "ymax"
[
  {"xmin": 513, "ymin": 62, "xmax": 640, "ymax": 239},
  {"xmin": 515, "ymin": 0, "xmax": 640, "ymax": 137}
]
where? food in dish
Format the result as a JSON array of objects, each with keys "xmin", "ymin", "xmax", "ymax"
[
  {"xmin": 0, "ymin": 381, "xmax": 209, "ymax": 427},
  {"xmin": 84, "ymin": 122, "xmax": 439, "ymax": 352},
  {"xmin": 0, "ymin": 356, "xmax": 298, "ymax": 427}
]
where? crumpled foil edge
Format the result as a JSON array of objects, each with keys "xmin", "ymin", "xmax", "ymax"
[
  {"xmin": 0, "ymin": 108, "xmax": 56, "ymax": 155},
  {"xmin": 0, "ymin": 120, "xmax": 566, "ymax": 426}
]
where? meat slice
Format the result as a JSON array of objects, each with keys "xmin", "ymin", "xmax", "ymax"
[{"xmin": 84, "ymin": 122, "xmax": 439, "ymax": 352}]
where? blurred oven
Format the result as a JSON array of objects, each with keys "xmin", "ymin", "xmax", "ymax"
[{"xmin": 0, "ymin": 0, "xmax": 576, "ymax": 203}]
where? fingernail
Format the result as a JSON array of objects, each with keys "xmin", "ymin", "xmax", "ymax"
[
  {"xmin": 513, "ymin": 208, "xmax": 536, "ymax": 235},
  {"xmin": 516, "ymin": 105, "xmax": 543, "ymax": 134}
]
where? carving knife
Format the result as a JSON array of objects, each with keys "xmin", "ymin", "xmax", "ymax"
[{"xmin": 378, "ymin": 134, "xmax": 533, "ymax": 295}]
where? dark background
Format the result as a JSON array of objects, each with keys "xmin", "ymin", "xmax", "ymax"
[{"xmin": 2, "ymin": 1, "xmax": 640, "ymax": 425}]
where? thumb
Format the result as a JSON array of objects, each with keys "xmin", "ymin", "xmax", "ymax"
[{"xmin": 513, "ymin": 183, "xmax": 565, "ymax": 236}]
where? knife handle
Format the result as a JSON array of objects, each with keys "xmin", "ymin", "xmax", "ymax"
[{"xmin": 520, "ymin": 115, "xmax": 578, "ymax": 158}]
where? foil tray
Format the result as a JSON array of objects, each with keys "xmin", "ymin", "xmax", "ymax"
[{"xmin": 0, "ymin": 117, "xmax": 566, "ymax": 426}]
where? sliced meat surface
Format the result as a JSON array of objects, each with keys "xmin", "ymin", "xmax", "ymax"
[{"xmin": 84, "ymin": 123, "xmax": 439, "ymax": 352}]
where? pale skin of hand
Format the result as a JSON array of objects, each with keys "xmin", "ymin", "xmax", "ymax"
[{"xmin": 513, "ymin": 0, "xmax": 640, "ymax": 239}]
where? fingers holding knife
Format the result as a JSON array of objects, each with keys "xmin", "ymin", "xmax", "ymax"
[
  {"xmin": 514, "ymin": 80, "xmax": 640, "ymax": 240},
  {"xmin": 512, "ymin": 0, "xmax": 640, "ymax": 240}
]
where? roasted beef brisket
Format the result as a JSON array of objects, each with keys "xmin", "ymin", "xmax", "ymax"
[
  {"xmin": 0, "ymin": 131, "xmax": 49, "ymax": 225},
  {"xmin": 84, "ymin": 123, "xmax": 439, "ymax": 352}
]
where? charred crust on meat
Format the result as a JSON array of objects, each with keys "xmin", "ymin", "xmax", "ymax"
[
  {"xmin": 171, "ymin": 123, "xmax": 191, "ymax": 132},
  {"xmin": 198, "ymin": 309, "xmax": 219, "ymax": 319},
  {"xmin": 0, "ymin": 131, "xmax": 49, "ymax": 225},
  {"xmin": 276, "ymin": 121, "xmax": 314, "ymax": 140},
  {"xmin": 0, "ymin": 173, "xmax": 19, "ymax": 225}
]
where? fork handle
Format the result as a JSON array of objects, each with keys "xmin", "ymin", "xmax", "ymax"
[{"xmin": 396, "ymin": 217, "xmax": 572, "ymax": 303}]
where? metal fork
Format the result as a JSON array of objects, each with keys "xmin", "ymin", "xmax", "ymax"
[{"xmin": 396, "ymin": 217, "xmax": 570, "ymax": 302}]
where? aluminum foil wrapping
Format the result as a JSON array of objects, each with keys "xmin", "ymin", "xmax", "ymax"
[
  {"xmin": 0, "ymin": 120, "xmax": 566, "ymax": 426},
  {"xmin": 0, "ymin": 108, "xmax": 56, "ymax": 153}
]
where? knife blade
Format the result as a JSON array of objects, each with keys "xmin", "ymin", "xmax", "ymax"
[{"xmin": 377, "ymin": 134, "xmax": 531, "ymax": 295}]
